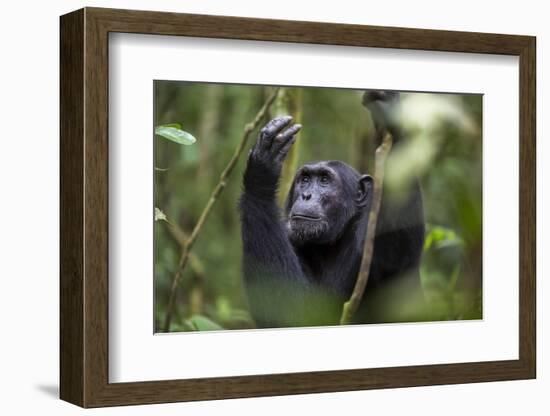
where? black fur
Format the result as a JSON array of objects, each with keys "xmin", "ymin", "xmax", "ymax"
[{"xmin": 239, "ymin": 91, "xmax": 425, "ymax": 328}]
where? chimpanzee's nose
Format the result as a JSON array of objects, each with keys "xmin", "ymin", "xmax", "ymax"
[{"xmin": 302, "ymin": 192, "xmax": 311, "ymax": 201}]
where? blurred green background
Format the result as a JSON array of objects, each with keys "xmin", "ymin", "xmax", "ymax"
[{"xmin": 153, "ymin": 81, "xmax": 483, "ymax": 333}]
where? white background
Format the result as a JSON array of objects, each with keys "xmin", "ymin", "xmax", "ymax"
[
  {"xmin": 0, "ymin": 0, "xmax": 546, "ymax": 415},
  {"xmin": 110, "ymin": 34, "xmax": 519, "ymax": 382}
]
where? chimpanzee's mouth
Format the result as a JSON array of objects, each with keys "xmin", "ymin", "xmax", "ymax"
[{"xmin": 291, "ymin": 214, "xmax": 322, "ymax": 221}]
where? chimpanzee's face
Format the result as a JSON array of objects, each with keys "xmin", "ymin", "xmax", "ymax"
[{"xmin": 285, "ymin": 161, "xmax": 372, "ymax": 246}]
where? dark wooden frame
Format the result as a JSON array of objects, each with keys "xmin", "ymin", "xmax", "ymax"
[{"xmin": 60, "ymin": 7, "xmax": 536, "ymax": 408}]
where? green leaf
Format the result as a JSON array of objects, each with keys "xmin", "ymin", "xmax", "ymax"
[
  {"xmin": 155, "ymin": 125, "xmax": 196, "ymax": 145},
  {"xmin": 185, "ymin": 315, "xmax": 224, "ymax": 331},
  {"xmin": 160, "ymin": 123, "xmax": 182, "ymax": 129},
  {"xmin": 423, "ymin": 224, "xmax": 463, "ymax": 252},
  {"xmin": 216, "ymin": 297, "xmax": 232, "ymax": 322}
]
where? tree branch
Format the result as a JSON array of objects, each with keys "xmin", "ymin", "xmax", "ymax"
[
  {"xmin": 162, "ymin": 87, "xmax": 280, "ymax": 332},
  {"xmin": 162, "ymin": 219, "xmax": 205, "ymax": 278},
  {"xmin": 340, "ymin": 132, "xmax": 393, "ymax": 325}
]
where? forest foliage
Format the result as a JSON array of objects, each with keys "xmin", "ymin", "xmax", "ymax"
[{"xmin": 153, "ymin": 81, "xmax": 483, "ymax": 333}]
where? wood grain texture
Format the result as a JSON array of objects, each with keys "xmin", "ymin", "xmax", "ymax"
[
  {"xmin": 59, "ymin": 7, "xmax": 537, "ymax": 408},
  {"xmin": 518, "ymin": 38, "xmax": 536, "ymax": 376},
  {"xmin": 59, "ymin": 8, "xmax": 84, "ymax": 406},
  {"xmin": 89, "ymin": 7, "xmax": 532, "ymax": 54},
  {"xmin": 83, "ymin": 10, "xmax": 111, "ymax": 405}
]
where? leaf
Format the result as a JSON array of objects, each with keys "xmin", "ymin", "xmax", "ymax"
[
  {"xmin": 185, "ymin": 315, "xmax": 224, "ymax": 331},
  {"xmin": 423, "ymin": 224, "xmax": 463, "ymax": 252},
  {"xmin": 160, "ymin": 123, "xmax": 182, "ymax": 129},
  {"xmin": 155, "ymin": 125, "xmax": 196, "ymax": 145},
  {"xmin": 216, "ymin": 297, "xmax": 232, "ymax": 322},
  {"xmin": 154, "ymin": 207, "xmax": 167, "ymax": 222}
]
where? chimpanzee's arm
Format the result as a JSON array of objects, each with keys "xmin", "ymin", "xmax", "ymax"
[
  {"xmin": 362, "ymin": 90, "xmax": 425, "ymax": 287},
  {"xmin": 240, "ymin": 117, "xmax": 335, "ymax": 327},
  {"xmin": 241, "ymin": 116, "xmax": 302, "ymax": 264}
]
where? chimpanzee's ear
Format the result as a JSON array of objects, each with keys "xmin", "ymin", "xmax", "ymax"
[{"xmin": 356, "ymin": 174, "xmax": 373, "ymax": 207}]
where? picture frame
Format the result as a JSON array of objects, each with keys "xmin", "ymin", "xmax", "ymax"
[{"xmin": 60, "ymin": 7, "xmax": 536, "ymax": 408}]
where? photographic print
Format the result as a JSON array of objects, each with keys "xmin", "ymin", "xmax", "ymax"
[
  {"xmin": 60, "ymin": 9, "xmax": 535, "ymax": 406},
  {"xmin": 153, "ymin": 82, "xmax": 483, "ymax": 333}
]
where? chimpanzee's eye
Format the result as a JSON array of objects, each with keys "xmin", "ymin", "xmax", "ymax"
[
  {"xmin": 301, "ymin": 175, "xmax": 310, "ymax": 184},
  {"xmin": 320, "ymin": 174, "xmax": 330, "ymax": 184}
]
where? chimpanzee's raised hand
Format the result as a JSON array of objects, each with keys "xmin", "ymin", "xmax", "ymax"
[
  {"xmin": 362, "ymin": 90, "xmax": 403, "ymax": 144},
  {"xmin": 243, "ymin": 116, "xmax": 302, "ymax": 199}
]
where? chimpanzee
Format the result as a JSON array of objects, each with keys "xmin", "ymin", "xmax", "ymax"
[{"xmin": 239, "ymin": 90, "xmax": 425, "ymax": 328}]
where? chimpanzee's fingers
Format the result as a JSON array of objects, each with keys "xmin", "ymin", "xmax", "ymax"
[
  {"xmin": 259, "ymin": 116, "xmax": 293, "ymax": 150},
  {"xmin": 273, "ymin": 124, "xmax": 302, "ymax": 152},
  {"xmin": 275, "ymin": 129, "xmax": 300, "ymax": 161},
  {"xmin": 275, "ymin": 136, "xmax": 297, "ymax": 162}
]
